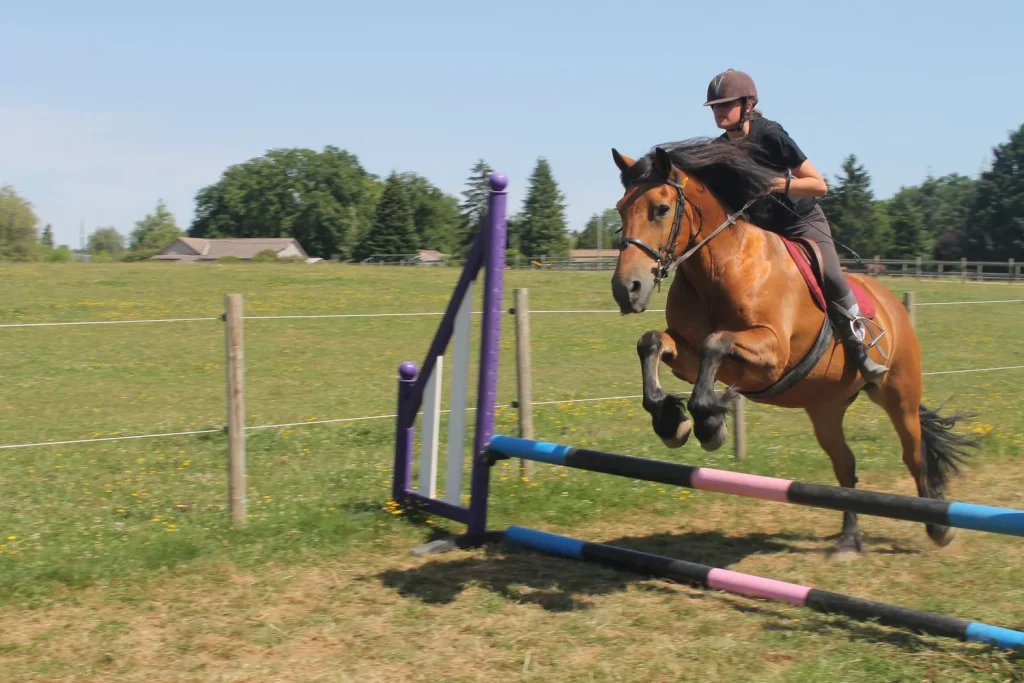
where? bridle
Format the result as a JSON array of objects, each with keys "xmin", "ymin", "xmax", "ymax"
[{"xmin": 618, "ymin": 167, "xmax": 757, "ymax": 289}]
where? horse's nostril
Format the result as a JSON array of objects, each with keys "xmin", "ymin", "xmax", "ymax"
[{"xmin": 630, "ymin": 280, "xmax": 642, "ymax": 294}]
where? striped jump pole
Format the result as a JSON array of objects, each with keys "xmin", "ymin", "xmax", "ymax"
[
  {"xmin": 505, "ymin": 526, "xmax": 1024, "ymax": 651},
  {"xmin": 487, "ymin": 436, "xmax": 1024, "ymax": 538}
]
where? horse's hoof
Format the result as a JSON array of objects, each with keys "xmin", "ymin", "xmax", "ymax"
[
  {"xmin": 660, "ymin": 419, "xmax": 692, "ymax": 449},
  {"xmin": 827, "ymin": 547, "xmax": 861, "ymax": 563},
  {"xmin": 827, "ymin": 531, "xmax": 864, "ymax": 561},
  {"xmin": 927, "ymin": 524, "xmax": 956, "ymax": 547},
  {"xmin": 699, "ymin": 421, "xmax": 728, "ymax": 452}
]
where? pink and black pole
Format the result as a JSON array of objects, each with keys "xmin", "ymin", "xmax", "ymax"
[
  {"xmin": 505, "ymin": 526, "xmax": 1024, "ymax": 651},
  {"xmin": 392, "ymin": 172, "xmax": 508, "ymax": 536},
  {"xmin": 487, "ymin": 436, "xmax": 1024, "ymax": 538}
]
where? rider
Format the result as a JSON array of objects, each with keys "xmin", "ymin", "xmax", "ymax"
[{"xmin": 704, "ymin": 68, "xmax": 888, "ymax": 384}]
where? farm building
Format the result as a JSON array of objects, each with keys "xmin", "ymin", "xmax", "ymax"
[{"xmin": 152, "ymin": 237, "xmax": 309, "ymax": 262}]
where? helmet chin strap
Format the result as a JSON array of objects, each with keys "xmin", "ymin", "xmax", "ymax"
[{"xmin": 725, "ymin": 97, "xmax": 749, "ymax": 133}]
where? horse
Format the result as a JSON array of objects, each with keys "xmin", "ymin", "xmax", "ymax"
[{"xmin": 608, "ymin": 139, "xmax": 979, "ymax": 557}]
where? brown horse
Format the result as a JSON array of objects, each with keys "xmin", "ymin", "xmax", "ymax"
[{"xmin": 609, "ymin": 140, "xmax": 978, "ymax": 557}]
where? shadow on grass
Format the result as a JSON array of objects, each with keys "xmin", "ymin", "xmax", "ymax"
[
  {"xmin": 371, "ymin": 527, "xmax": 964, "ymax": 654},
  {"xmin": 723, "ymin": 598, "xmax": 1022, "ymax": 660},
  {"xmin": 376, "ymin": 526, "xmax": 915, "ymax": 608}
]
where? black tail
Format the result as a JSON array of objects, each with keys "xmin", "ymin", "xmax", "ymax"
[{"xmin": 919, "ymin": 401, "xmax": 981, "ymax": 497}]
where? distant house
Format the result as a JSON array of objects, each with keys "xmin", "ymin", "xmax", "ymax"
[
  {"xmin": 152, "ymin": 238, "xmax": 309, "ymax": 262},
  {"xmin": 569, "ymin": 248, "xmax": 616, "ymax": 262},
  {"xmin": 416, "ymin": 249, "xmax": 448, "ymax": 263}
]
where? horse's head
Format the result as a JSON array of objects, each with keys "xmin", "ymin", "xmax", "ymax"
[{"xmin": 609, "ymin": 146, "xmax": 694, "ymax": 314}]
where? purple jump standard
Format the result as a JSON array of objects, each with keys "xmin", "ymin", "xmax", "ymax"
[
  {"xmin": 392, "ymin": 171, "xmax": 508, "ymax": 536},
  {"xmin": 487, "ymin": 435, "xmax": 1024, "ymax": 538},
  {"xmin": 505, "ymin": 526, "xmax": 1024, "ymax": 651}
]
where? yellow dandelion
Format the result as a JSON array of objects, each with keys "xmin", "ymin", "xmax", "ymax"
[{"xmin": 7, "ymin": 536, "xmax": 16, "ymax": 541}]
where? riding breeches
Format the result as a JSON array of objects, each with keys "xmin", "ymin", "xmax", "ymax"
[{"xmin": 766, "ymin": 204, "xmax": 857, "ymax": 312}]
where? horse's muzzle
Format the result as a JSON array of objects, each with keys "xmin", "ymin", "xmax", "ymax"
[{"xmin": 611, "ymin": 272, "xmax": 653, "ymax": 314}]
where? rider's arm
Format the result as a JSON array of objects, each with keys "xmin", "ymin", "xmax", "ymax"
[
  {"xmin": 776, "ymin": 159, "xmax": 828, "ymax": 198},
  {"xmin": 764, "ymin": 127, "xmax": 828, "ymax": 198}
]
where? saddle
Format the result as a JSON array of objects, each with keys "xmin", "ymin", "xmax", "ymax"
[{"xmin": 781, "ymin": 237, "xmax": 876, "ymax": 319}]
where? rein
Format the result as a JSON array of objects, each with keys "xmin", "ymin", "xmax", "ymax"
[{"xmin": 619, "ymin": 170, "xmax": 757, "ymax": 289}]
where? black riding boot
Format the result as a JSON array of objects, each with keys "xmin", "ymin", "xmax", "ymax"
[{"xmin": 829, "ymin": 303, "xmax": 889, "ymax": 384}]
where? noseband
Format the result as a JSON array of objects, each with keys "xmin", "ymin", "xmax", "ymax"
[{"xmin": 618, "ymin": 168, "xmax": 757, "ymax": 289}]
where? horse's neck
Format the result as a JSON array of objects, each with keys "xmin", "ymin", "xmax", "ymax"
[{"xmin": 678, "ymin": 189, "xmax": 751, "ymax": 292}]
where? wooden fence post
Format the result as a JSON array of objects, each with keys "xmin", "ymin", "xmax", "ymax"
[
  {"xmin": 224, "ymin": 294, "xmax": 247, "ymax": 526},
  {"xmin": 961, "ymin": 257, "xmax": 967, "ymax": 281},
  {"xmin": 733, "ymin": 395, "xmax": 747, "ymax": 461},
  {"xmin": 512, "ymin": 289, "xmax": 535, "ymax": 478},
  {"xmin": 903, "ymin": 291, "xmax": 916, "ymax": 328}
]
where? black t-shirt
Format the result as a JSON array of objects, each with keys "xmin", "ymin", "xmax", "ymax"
[{"xmin": 719, "ymin": 117, "xmax": 818, "ymax": 228}]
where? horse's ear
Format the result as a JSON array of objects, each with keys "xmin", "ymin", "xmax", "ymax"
[
  {"xmin": 612, "ymin": 148, "xmax": 635, "ymax": 174},
  {"xmin": 654, "ymin": 147, "xmax": 672, "ymax": 177}
]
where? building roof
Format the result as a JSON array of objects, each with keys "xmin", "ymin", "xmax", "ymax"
[
  {"xmin": 570, "ymin": 248, "xmax": 617, "ymax": 260},
  {"xmin": 154, "ymin": 238, "xmax": 308, "ymax": 261},
  {"xmin": 177, "ymin": 237, "xmax": 210, "ymax": 255}
]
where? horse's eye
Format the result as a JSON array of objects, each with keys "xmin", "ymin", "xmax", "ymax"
[{"xmin": 656, "ymin": 204, "xmax": 671, "ymax": 219}]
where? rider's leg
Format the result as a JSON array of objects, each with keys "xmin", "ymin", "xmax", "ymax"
[{"xmin": 800, "ymin": 206, "xmax": 889, "ymax": 384}]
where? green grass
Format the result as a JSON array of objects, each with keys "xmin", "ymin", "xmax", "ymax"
[{"xmin": 0, "ymin": 262, "xmax": 1023, "ymax": 681}]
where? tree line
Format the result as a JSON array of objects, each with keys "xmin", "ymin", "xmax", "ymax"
[
  {"xmin": 187, "ymin": 148, "xmax": 573, "ymax": 261},
  {"xmin": 2, "ymin": 122, "xmax": 1022, "ymax": 263}
]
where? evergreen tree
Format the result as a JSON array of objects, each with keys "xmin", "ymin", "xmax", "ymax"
[
  {"xmin": 41, "ymin": 223, "xmax": 55, "ymax": 248},
  {"xmin": 887, "ymin": 189, "xmax": 929, "ymax": 259},
  {"xmin": 518, "ymin": 157, "xmax": 569, "ymax": 259},
  {"xmin": 965, "ymin": 122, "xmax": 1024, "ymax": 261},
  {"xmin": 819, "ymin": 155, "xmax": 890, "ymax": 259},
  {"xmin": 397, "ymin": 173, "xmax": 460, "ymax": 254},
  {"xmin": 506, "ymin": 211, "xmax": 524, "ymax": 255},
  {"xmin": 575, "ymin": 209, "xmax": 620, "ymax": 249},
  {"xmin": 352, "ymin": 172, "xmax": 418, "ymax": 261},
  {"xmin": 455, "ymin": 160, "xmax": 494, "ymax": 256}
]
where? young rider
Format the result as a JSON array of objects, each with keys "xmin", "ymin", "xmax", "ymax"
[{"xmin": 704, "ymin": 68, "xmax": 888, "ymax": 384}]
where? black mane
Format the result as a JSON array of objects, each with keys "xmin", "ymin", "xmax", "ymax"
[{"xmin": 619, "ymin": 137, "xmax": 780, "ymax": 216}]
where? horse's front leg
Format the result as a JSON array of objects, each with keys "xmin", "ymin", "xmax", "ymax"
[
  {"xmin": 637, "ymin": 330, "xmax": 698, "ymax": 448},
  {"xmin": 687, "ymin": 328, "xmax": 780, "ymax": 451}
]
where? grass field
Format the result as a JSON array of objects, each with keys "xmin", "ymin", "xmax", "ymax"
[{"xmin": 1, "ymin": 262, "xmax": 1023, "ymax": 682}]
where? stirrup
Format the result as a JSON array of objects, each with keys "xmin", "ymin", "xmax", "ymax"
[
  {"xmin": 851, "ymin": 315, "xmax": 889, "ymax": 362},
  {"xmin": 828, "ymin": 302, "xmax": 889, "ymax": 362}
]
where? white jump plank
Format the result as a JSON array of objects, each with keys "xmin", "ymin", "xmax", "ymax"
[
  {"xmin": 418, "ymin": 355, "xmax": 442, "ymax": 498},
  {"xmin": 444, "ymin": 280, "xmax": 475, "ymax": 505}
]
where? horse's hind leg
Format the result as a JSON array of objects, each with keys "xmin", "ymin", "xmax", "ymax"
[
  {"xmin": 637, "ymin": 330, "xmax": 693, "ymax": 448},
  {"xmin": 806, "ymin": 399, "xmax": 864, "ymax": 558},
  {"xmin": 868, "ymin": 381, "xmax": 958, "ymax": 547}
]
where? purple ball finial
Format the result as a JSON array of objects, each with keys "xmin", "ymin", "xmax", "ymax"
[
  {"xmin": 398, "ymin": 361, "xmax": 418, "ymax": 380},
  {"xmin": 489, "ymin": 172, "xmax": 508, "ymax": 191}
]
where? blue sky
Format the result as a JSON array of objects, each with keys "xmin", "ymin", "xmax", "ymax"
[{"xmin": 2, "ymin": 0, "xmax": 1021, "ymax": 249}]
